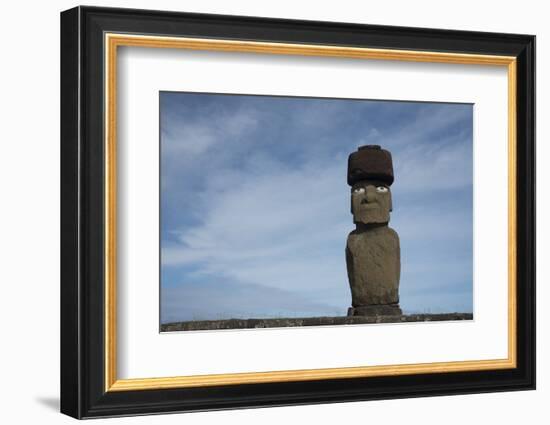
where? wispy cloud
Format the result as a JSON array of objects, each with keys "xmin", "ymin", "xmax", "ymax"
[{"xmin": 161, "ymin": 281, "xmax": 344, "ymax": 323}]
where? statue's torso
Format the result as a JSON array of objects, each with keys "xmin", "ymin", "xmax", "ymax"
[{"xmin": 346, "ymin": 226, "xmax": 400, "ymax": 306}]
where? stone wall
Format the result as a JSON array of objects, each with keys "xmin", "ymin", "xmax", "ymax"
[{"xmin": 161, "ymin": 313, "xmax": 473, "ymax": 332}]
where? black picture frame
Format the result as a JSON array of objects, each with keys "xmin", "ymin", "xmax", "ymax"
[{"xmin": 60, "ymin": 5, "xmax": 535, "ymax": 419}]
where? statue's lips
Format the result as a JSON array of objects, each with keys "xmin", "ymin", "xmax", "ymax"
[{"xmin": 360, "ymin": 202, "xmax": 378, "ymax": 209}]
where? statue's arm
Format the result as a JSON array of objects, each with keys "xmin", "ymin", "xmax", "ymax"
[
  {"xmin": 345, "ymin": 240, "xmax": 354, "ymax": 286},
  {"xmin": 389, "ymin": 227, "xmax": 401, "ymax": 297},
  {"xmin": 396, "ymin": 233, "xmax": 401, "ymax": 287}
]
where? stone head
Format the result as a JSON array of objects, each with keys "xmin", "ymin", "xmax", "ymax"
[
  {"xmin": 347, "ymin": 145, "xmax": 394, "ymax": 225},
  {"xmin": 351, "ymin": 180, "xmax": 392, "ymax": 224}
]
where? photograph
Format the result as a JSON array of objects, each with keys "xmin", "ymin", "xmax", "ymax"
[
  {"xmin": 159, "ymin": 92, "xmax": 474, "ymax": 331},
  {"xmin": 58, "ymin": 5, "xmax": 535, "ymax": 419}
]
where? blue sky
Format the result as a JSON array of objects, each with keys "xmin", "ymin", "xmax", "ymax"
[{"xmin": 160, "ymin": 92, "xmax": 473, "ymax": 324}]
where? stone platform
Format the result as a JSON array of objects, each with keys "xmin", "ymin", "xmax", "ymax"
[{"xmin": 161, "ymin": 312, "xmax": 473, "ymax": 332}]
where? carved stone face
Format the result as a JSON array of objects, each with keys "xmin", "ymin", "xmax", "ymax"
[{"xmin": 351, "ymin": 180, "xmax": 392, "ymax": 224}]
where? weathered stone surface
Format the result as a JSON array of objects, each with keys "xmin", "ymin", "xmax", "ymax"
[
  {"xmin": 351, "ymin": 181, "xmax": 392, "ymax": 224},
  {"xmin": 161, "ymin": 313, "xmax": 473, "ymax": 332},
  {"xmin": 346, "ymin": 145, "xmax": 401, "ymax": 313},
  {"xmin": 347, "ymin": 304, "xmax": 402, "ymax": 316},
  {"xmin": 346, "ymin": 225, "xmax": 400, "ymax": 306},
  {"xmin": 348, "ymin": 145, "xmax": 394, "ymax": 186}
]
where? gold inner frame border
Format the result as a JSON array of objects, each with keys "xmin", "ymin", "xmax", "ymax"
[{"xmin": 104, "ymin": 33, "xmax": 517, "ymax": 392}]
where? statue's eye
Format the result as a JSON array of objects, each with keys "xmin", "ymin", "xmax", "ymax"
[
  {"xmin": 353, "ymin": 187, "xmax": 365, "ymax": 194},
  {"xmin": 376, "ymin": 186, "xmax": 388, "ymax": 193}
]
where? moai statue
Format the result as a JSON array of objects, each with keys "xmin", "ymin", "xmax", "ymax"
[{"xmin": 346, "ymin": 145, "xmax": 402, "ymax": 316}]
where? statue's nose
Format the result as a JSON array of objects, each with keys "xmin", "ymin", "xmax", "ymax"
[{"xmin": 365, "ymin": 186, "xmax": 377, "ymax": 202}]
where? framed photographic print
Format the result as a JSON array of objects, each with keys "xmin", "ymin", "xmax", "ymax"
[{"xmin": 60, "ymin": 5, "xmax": 535, "ymax": 419}]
